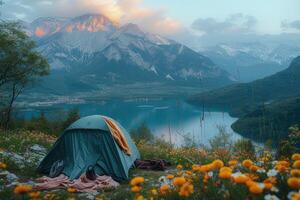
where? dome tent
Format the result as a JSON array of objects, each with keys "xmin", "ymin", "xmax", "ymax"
[{"xmin": 37, "ymin": 115, "xmax": 140, "ymax": 181}]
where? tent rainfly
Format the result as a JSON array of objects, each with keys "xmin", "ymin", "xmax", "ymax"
[{"xmin": 37, "ymin": 115, "xmax": 140, "ymax": 181}]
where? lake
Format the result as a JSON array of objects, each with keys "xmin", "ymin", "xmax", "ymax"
[{"xmin": 18, "ymin": 98, "xmax": 241, "ymax": 146}]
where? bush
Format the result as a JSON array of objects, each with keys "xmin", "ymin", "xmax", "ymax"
[
  {"xmin": 130, "ymin": 123, "xmax": 154, "ymax": 143},
  {"xmin": 233, "ymin": 139, "xmax": 255, "ymax": 160},
  {"xmin": 277, "ymin": 125, "xmax": 300, "ymax": 158},
  {"xmin": 9, "ymin": 108, "xmax": 80, "ymax": 136}
]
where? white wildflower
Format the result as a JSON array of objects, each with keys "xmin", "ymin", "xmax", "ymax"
[
  {"xmin": 264, "ymin": 194, "xmax": 280, "ymax": 200},
  {"xmin": 208, "ymin": 171, "xmax": 213, "ymax": 177},
  {"xmin": 267, "ymin": 169, "xmax": 278, "ymax": 177}
]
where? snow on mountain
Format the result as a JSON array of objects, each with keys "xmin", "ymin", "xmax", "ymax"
[
  {"xmin": 200, "ymin": 42, "xmax": 300, "ymax": 82},
  {"xmin": 25, "ymin": 14, "xmax": 233, "ymax": 92}
]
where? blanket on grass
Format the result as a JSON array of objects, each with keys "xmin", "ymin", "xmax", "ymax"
[
  {"xmin": 135, "ymin": 159, "xmax": 171, "ymax": 171},
  {"xmin": 35, "ymin": 174, "xmax": 119, "ymax": 193}
]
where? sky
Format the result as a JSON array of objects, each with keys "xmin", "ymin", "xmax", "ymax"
[{"xmin": 1, "ymin": 0, "xmax": 300, "ymax": 47}]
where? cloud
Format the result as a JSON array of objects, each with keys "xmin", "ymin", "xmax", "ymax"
[
  {"xmin": 281, "ymin": 20, "xmax": 300, "ymax": 30},
  {"xmin": 191, "ymin": 13, "xmax": 257, "ymax": 35},
  {"xmin": 1, "ymin": 0, "xmax": 182, "ymax": 35}
]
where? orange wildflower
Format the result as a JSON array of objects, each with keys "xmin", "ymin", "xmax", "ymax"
[
  {"xmin": 228, "ymin": 160, "xmax": 238, "ymax": 167},
  {"xmin": 213, "ymin": 160, "xmax": 224, "ymax": 169},
  {"xmin": 160, "ymin": 184, "xmax": 169, "ymax": 193},
  {"xmin": 131, "ymin": 186, "xmax": 142, "ymax": 193},
  {"xmin": 242, "ymin": 160, "xmax": 253, "ymax": 168},
  {"xmin": 67, "ymin": 187, "xmax": 76, "ymax": 193},
  {"xmin": 291, "ymin": 169, "xmax": 300, "ymax": 177},
  {"xmin": 249, "ymin": 184, "xmax": 263, "ymax": 194},
  {"xmin": 234, "ymin": 175, "xmax": 249, "ymax": 184},
  {"xmin": 292, "ymin": 153, "xmax": 300, "ymax": 161},
  {"xmin": 173, "ymin": 177, "xmax": 186, "ymax": 187},
  {"xmin": 166, "ymin": 174, "xmax": 174, "ymax": 180},
  {"xmin": 130, "ymin": 177, "xmax": 145, "ymax": 186},
  {"xmin": 293, "ymin": 161, "xmax": 300, "ymax": 169},
  {"xmin": 288, "ymin": 177, "xmax": 300, "ymax": 189},
  {"xmin": 14, "ymin": 185, "xmax": 32, "ymax": 194},
  {"xmin": 219, "ymin": 171, "xmax": 232, "ymax": 179}
]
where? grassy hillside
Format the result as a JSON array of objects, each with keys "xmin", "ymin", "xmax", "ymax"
[
  {"xmin": 189, "ymin": 56, "xmax": 300, "ymax": 117},
  {"xmin": 231, "ymin": 96, "xmax": 300, "ymax": 141}
]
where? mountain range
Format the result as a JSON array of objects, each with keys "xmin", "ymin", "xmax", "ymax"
[
  {"xmin": 22, "ymin": 14, "xmax": 233, "ymax": 95},
  {"xmin": 200, "ymin": 43, "xmax": 300, "ymax": 82}
]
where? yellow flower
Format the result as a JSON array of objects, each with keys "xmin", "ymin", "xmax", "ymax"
[
  {"xmin": 0, "ymin": 162, "xmax": 7, "ymax": 169},
  {"xmin": 264, "ymin": 182, "xmax": 273, "ymax": 190},
  {"xmin": 250, "ymin": 165, "xmax": 259, "ymax": 172},
  {"xmin": 68, "ymin": 198, "xmax": 76, "ymax": 200},
  {"xmin": 291, "ymin": 169, "xmax": 300, "ymax": 177},
  {"xmin": 242, "ymin": 159, "xmax": 253, "ymax": 168},
  {"xmin": 44, "ymin": 192, "xmax": 53, "ymax": 199},
  {"xmin": 176, "ymin": 164, "xmax": 183, "ymax": 170},
  {"xmin": 228, "ymin": 160, "xmax": 238, "ymax": 167},
  {"xmin": 233, "ymin": 175, "xmax": 249, "ymax": 184},
  {"xmin": 288, "ymin": 177, "xmax": 300, "ymax": 189},
  {"xmin": 131, "ymin": 186, "xmax": 142, "ymax": 193},
  {"xmin": 219, "ymin": 171, "xmax": 232, "ymax": 179},
  {"xmin": 276, "ymin": 164, "xmax": 287, "ymax": 173},
  {"xmin": 67, "ymin": 187, "xmax": 76, "ymax": 193},
  {"xmin": 185, "ymin": 170, "xmax": 192, "ymax": 175},
  {"xmin": 246, "ymin": 180, "xmax": 256, "ymax": 187},
  {"xmin": 199, "ymin": 164, "xmax": 214, "ymax": 172},
  {"xmin": 166, "ymin": 174, "xmax": 174, "ymax": 180},
  {"xmin": 160, "ymin": 184, "xmax": 169, "ymax": 193},
  {"xmin": 28, "ymin": 191, "xmax": 40, "ymax": 198},
  {"xmin": 192, "ymin": 164, "xmax": 200, "ymax": 171},
  {"xmin": 212, "ymin": 160, "xmax": 224, "ymax": 169},
  {"xmin": 179, "ymin": 183, "xmax": 194, "ymax": 197},
  {"xmin": 95, "ymin": 197, "xmax": 103, "ymax": 200},
  {"xmin": 14, "ymin": 185, "xmax": 32, "ymax": 194},
  {"xmin": 277, "ymin": 160, "xmax": 289, "ymax": 167},
  {"xmin": 130, "ymin": 177, "xmax": 145, "ymax": 186},
  {"xmin": 150, "ymin": 189, "xmax": 158, "ymax": 196},
  {"xmin": 292, "ymin": 153, "xmax": 300, "ymax": 161},
  {"xmin": 293, "ymin": 160, "xmax": 300, "ymax": 169},
  {"xmin": 249, "ymin": 183, "xmax": 263, "ymax": 194},
  {"xmin": 291, "ymin": 192, "xmax": 300, "ymax": 200},
  {"xmin": 135, "ymin": 195, "xmax": 144, "ymax": 200},
  {"xmin": 173, "ymin": 177, "xmax": 186, "ymax": 187},
  {"xmin": 220, "ymin": 167, "xmax": 232, "ymax": 173}
]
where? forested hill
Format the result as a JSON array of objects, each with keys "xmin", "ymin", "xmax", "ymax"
[
  {"xmin": 189, "ymin": 56, "xmax": 300, "ymax": 116},
  {"xmin": 231, "ymin": 96, "xmax": 300, "ymax": 141}
]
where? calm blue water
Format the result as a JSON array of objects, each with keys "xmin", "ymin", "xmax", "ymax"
[{"xmin": 17, "ymin": 99, "xmax": 241, "ymax": 146}]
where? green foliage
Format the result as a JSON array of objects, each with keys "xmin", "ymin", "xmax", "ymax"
[
  {"xmin": 232, "ymin": 96, "xmax": 300, "ymax": 142},
  {"xmin": 277, "ymin": 125, "xmax": 300, "ymax": 158},
  {"xmin": 9, "ymin": 108, "xmax": 80, "ymax": 136},
  {"xmin": 0, "ymin": 21, "xmax": 49, "ymax": 128},
  {"xmin": 61, "ymin": 108, "xmax": 80, "ymax": 130},
  {"xmin": 233, "ymin": 139, "xmax": 255, "ymax": 160},
  {"xmin": 130, "ymin": 123, "xmax": 154, "ymax": 142}
]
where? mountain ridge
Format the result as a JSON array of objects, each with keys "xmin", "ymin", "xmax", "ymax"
[{"xmin": 24, "ymin": 13, "xmax": 233, "ymax": 94}]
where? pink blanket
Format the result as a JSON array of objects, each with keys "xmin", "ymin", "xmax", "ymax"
[{"xmin": 35, "ymin": 174, "xmax": 119, "ymax": 193}]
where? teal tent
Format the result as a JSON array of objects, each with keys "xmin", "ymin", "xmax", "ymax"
[{"xmin": 37, "ymin": 115, "xmax": 140, "ymax": 181}]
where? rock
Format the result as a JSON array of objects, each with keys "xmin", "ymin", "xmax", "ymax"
[
  {"xmin": 24, "ymin": 144, "xmax": 47, "ymax": 166},
  {"xmin": 0, "ymin": 170, "xmax": 9, "ymax": 176},
  {"xmin": 6, "ymin": 181, "xmax": 20, "ymax": 187},
  {"xmin": 6, "ymin": 172, "xmax": 18, "ymax": 183},
  {"xmin": 30, "ymin": 144, "xmax": 46, "ymax": 153}
]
